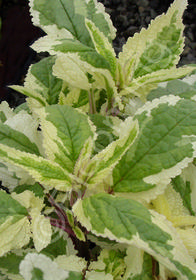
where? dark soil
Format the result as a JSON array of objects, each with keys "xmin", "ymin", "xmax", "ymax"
[{"xmin": 0, "ymin": 0, "xmax": 196, "ymax": 107}]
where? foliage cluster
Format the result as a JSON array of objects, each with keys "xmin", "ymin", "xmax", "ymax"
[{"xmin": 0, "ymin": 0, "xmax": 196, "ymax": 279}]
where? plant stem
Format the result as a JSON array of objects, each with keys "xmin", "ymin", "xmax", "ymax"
[
  {"xmin": 88, "ymin": 89, "xmax": 96, "ymax": 114},
  {"xmin": 49, "ymin": 217, "xmax": 76, "ymax": 237}
]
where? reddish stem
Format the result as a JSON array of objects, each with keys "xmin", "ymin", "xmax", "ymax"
[{"xmin": 49, "ymin": 217, "xmax": 76, "ymax": 237}]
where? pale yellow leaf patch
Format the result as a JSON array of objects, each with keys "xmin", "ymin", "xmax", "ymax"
[
  {"xmin": 118, "ymin": 0, "xmax": 187, "ymax": 83},
  {"xmin": 0, "ymin": 216, "xmax": 31, "ymax": 257},
  {"xmin": 31, "ymin": 209, "xmax": 52, "ymax": 252},
  {"xmin": 0, "ymin": 101, "xmax": 15, "ymax": 121},
  {"xmin": 53, "ymin": 54, "xmax": 91, "ymax": 90},
  {"xmin": 11, "ymin": 190, "xmax": 44, "ymax": 212},
  {"xmin": 55, "ymin": 255, "xmax": 87, "ymax": 273}
]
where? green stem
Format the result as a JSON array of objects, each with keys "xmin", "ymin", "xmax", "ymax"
[{"xmin": 88, "ymin": 89, "xmax": 96, "ymax": 114}]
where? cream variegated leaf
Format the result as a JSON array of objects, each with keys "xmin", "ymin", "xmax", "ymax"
[
  {"xmin": 55, "ymin": 255, "xmax": 87, "ymax": 273},
  {"xmin": 119, "ymin": 0, "xmax": 186, "ymax": 77},
  {"xmin": 88, "ymin": 248, "xmax": 127, "ymax": 279},
  {"xmin": 74, "ymin": 0, "xmax": 116, "ymax": 41},
  {"xmin": 23, "ymin": 57, "xmax": 63, "ymax": 106},
  {"xmin": 85, "ymin": 19, "xmax": 117, "ymax": 77},
  {"xmin": 53, "ymin": 54, "xmax": 91, "ymax": 90},
  {"xmin": 112, "ymin": 96, "xmax": 196, "ymax": 202},
  {"xmin": 10, "ymin": 85, "xmax": 48, "ymax": 108},
  {"xmin": 178, "ymin": 163, "xmax": 196, "ymax": 214},
  {"xmin": 0, "ymin": 191, "xmax": 31, "ymax": 257},
  {"xmin": 0, "ymin": 217, "xmax": 31, "ymax": 257},
  {"xmin": 0, "ymin": 144, "xmax": 73, "ymax": 192},
  {"xmin": 53, "ymin": 52, "xmax": 117, "ymax": 102},
  {"xmin": 79, "ymin": 118, "xmax": 138, "ymax": 188},
  {"xmin": 152, "ymin": 185, "xmax": 196, "ymax": 261},
  {"xmin": 30, "ymin": 26, "xmax": 74, "ymax": 55},
  {"xmin": 31, "ymin": 210, "xmax": 52, "ymax": 252},
  {"xmin": 0, "ymin": 251, "xmax": 27, "ymax": 280},
  {"xmin": 36, "ymin": 104, "xmax": 96, "ymax": 174},
  {"xmin": 124, "ymin": 247, "xmax": 153, "ymax": 280},
  {"xmin": 74, "ymin": 137, "xmax": 94, "ymax": 180},
  {"xmin": 29, "ymin": 0, "xmax": 92, "ymax": 47},
  {"xmin": 19, "ymin": 253, "xmax": 70, "ymax": 280},
  {"xmin": 11, "ymin": 191, "xmax": 52, "ymax": 252},
  {"xmin": 29, "ymin": 0, "xmax": 115, "ymax": 50},
  {"xmin": 86, "ymin": 271, "xmax": 113, "ymax": 280},
  {"xmin": 73, "ymin": 193, "xmax": 196, "ymax": 280},
  {"xmin": 0, "ymin": 101, "xmax": 15, "ymax": 122},
  {"xmin": 0, "ymin": 105, "xmax": 43, "ymax": 189},
  {"xmin": 58, "ymin": 87, "xmax": 89, "ymax": 112},
  {"xmin": 121, "ymin": 66, "xmax": 196, "ymax": 100},
  {"xmin": 117, "ymin": 0, "xmax": 196, "ymax": 100},
  {"xmin": 11, "ymin": 190, "xmax": 44, "ymax": 211}
]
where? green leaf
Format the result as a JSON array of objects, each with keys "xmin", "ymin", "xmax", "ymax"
[
  {"xmin": 30, "ymin": 0, "xmax": 92, "ymax": 47},
  {"xmin": 85, "ymin": 19, "xmax": 117, "ymax": 77},
  {"xmin": 40, "ymin": 231, "xmax": 68, "ymax": 259},
  {"xmin": 121, "ymin": 66, "xmax": 195, "ymax": 101},
  {"xmin": 0, "ymin": 144, "xmax": 73, "ymax": 191},
  {"xmin": 125, "ymin": 247, "xmax": 153, "ymax": 280},
  {"xmin": 118, "ymin": 0, "xmax": 196, "ymax": 100},
  {"xmin": 0, "ymin": 101, "xmax": 15, "ymax": 123},
  {"xmin": 14, "ymin": 183, "xmax": 45, "ymax": 198},
  {"xmin": 148, "ymin": 77, "xmax": 196, "ymax": 101},
  {"xmin": 90, "ymin": 248, "xmax": 127, "ymax": 279},
  {"xmin": 19, "ymin": 253, "xmax": 70, "ymax": 280},
  {"xmin": 53, "ymin": 39, "xmax": 111, "ymax": 70},
  {"xmin": 119, "ymin": 0, "xmax": 186, "ymax": 77},
  {"xmin": 172, "ymin": 175, "xmax": 195, "ymax": 216},
  {"xmin": 73, "ymin": 193, "xmax": 196, "ymax": 280},
  {"xmin": 29, "ymin": 0, "xmax": 115, "ymax": 52},
  {"xmin": 10, "ymin": 86, "xmax": 48, "ymax": 108},
  {"xmin": 0, "ymin": 251, "xmax": 25, "ymax": 275},
  {"xmin": 0, "ymin": 191, "xmax": 31, "ymax": 256},
  {"xmin": 24, "ymin": 56, "xmax": 63, "ymax": 105},
  {"xmin": 89, "ymin": 114, "xmax": 117, "ymax": 154},
  {"xmin": 80, "ymin": 118, "xmax": 138, "ymax": 187},
  {"xmin": 31, "ymin": 268, "xmax": 44, "ymax": 280},
  {"xmin": 0, "ymin": 190, "xmax": 28, "ymax": 220},
  {"xmin": 66, "ymin": 272, "xmax": 83, "ymax": 280},
  {"xmin": 37, "ymin": 104, "xmax": 95, "ymax": 173},
  {"xmin": 0, "ymin": 123, "xmax": 40, "ymax": 155},
  {"xmin": 112, "ymin": 96, "xmax": 196, "ymax": 201},
  {"xmin": 14, "ymin": 102, "xmax": 30, "ymax": 114}
]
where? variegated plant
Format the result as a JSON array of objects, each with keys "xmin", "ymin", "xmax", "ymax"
[{"xmin": 0, "ymin": 0, "xmax": 196, "ymax": 279}]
